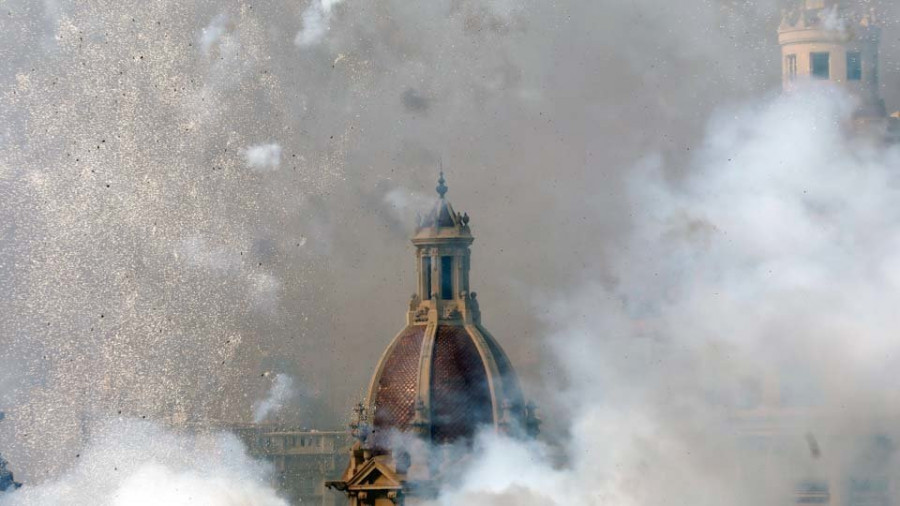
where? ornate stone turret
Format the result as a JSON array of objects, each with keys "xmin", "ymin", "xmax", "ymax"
[
  {"xmin": 778, "ymin": 0, "xmax": 887, "ymax": 120},
  {"xmin": 328, "ymin": 171, "xmax": 539, "ymax": 505},
  {"xmin": 407, "ymin": 171, "xmax": 480, "ymax": 327}
]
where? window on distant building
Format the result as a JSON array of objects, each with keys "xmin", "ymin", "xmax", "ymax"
[
  {"xmin": 423, "ymin": 256, "xmax": 432, "ymax": 300},
  {"xmin": 441, "ymin": 256, "xmax": 453, "ymax": 300},
  {"xmin": 796, "ymin": 480, "xmax": 830, "ymax": 504},
  {"xmin": 847, "ymin": 477, "xmax": 890, "ymax": 506},
  {"xmin": 786, "ymin": 54, "xmax": 798, "ymax": 80},
  {"xmin": 847, "ymin": 52, "xmax": 862, "ymax": 81},
  {"xmin": 811, "ymin": 52, "xmax": 830, "ymax": 79}
]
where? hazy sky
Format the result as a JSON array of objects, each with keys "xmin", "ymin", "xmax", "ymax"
[{"xmin": 4, "ymin": 0, "xmax": 900, "ymax": 487}]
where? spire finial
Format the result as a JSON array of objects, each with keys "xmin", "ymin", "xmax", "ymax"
[{"xmin": 436, "ymin": 163, "xmax": 448, "ymax": 199}]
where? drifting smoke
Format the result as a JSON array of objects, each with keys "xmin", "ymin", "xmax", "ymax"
[
  {"xmin": 383, "ymin": 187, "xmax": 437, "ymax": 224},
  {"xmin": 0, "ymin": 420, "xmax": 286, "ymax": 506},
  {"xmin": 294, "ymin": 0, "xmax": 344, "ymax": 47},
  {"xmin": 243, "ymin": 143, "xmax": 283, "ymax": 171},
  {"xmin": 424, "ymin": 86, "xmax": 900, "ymax": 505},
  {"xmin": 252, "ymin": 373, "xmax": 296, "ymax": 423},
  {"xmin": 820, "ymin": 5, "xmax": 848, "ymax": 34},
  {"xmin": 199, "ymin": 14, "xmax": 230, "ymax": 56}
]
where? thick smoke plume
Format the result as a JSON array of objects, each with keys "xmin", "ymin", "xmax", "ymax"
[
  {"xmin": 252, "ymin": 373, "xmax": 296, "ymax": 423},
  {"xmin": 295, "ymin": 0, "xmax": 345, "ymax": 47},
  {"xmin": 0, "ymin": 420, "xmax": 286, "ymax": 506},
  {"xmin": 243, "ymin": 143, "xmax": 283, "ymax": 172},
  {"xmin": 425, "ymin": 86, "xmax": 900, "ymax": 504}
]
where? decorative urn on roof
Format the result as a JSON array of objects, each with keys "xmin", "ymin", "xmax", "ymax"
[{"xmin": 328, "ymin": 171, "xmax": 539, "ymax": 505}]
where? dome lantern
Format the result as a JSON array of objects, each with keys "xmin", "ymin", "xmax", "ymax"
[{"xmin": 409, "ymin": 172, "xmax": 479, "ymax": 327}]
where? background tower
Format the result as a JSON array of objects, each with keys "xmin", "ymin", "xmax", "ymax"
[{"xmin": 778, "ymin": 0, "xmax": 886, "ymax": 120}]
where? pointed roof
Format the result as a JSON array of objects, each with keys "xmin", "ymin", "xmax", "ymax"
[
  {"xmin": 345, "ymin": 455, "xmax": 404, "ymax": 491},
  {"xmin": 414, "ymin": 172, "xmax": 472, "ymax": 242}
]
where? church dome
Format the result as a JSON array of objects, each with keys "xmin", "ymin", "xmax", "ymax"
[
  {"xmin": 328, "ymin": 172, "xmax": 539, "ymax": 504},
  {"xmin": 368, "ymin": 323, "xmax": 524, "ymax": 446},
  {"xmin": 360, "ymin": 173, "xmax": 537, "ymax": 449}
]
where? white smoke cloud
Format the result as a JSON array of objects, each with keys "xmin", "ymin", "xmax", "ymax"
[
  {"xmin": 820, "ymin": 5, "xmax": 848, "ymax": 34},
  {"xmin": 294, "ymin": 0, "xmax": 344, "ymax": 47},
  {"xmin": 425, "ymin": 86, "xmax": 900, "ymax": 505},
  {"xmin": 253, "ymin": 373, "xmax": 296, "ymax": 423},
  {"xmin": 243, "ymin": 143, "xmax": 282, "ymax": 171},
  {"xmin": 200, "ymin": 14, "xmax": 230, "ymax": 56},
  {"xmin": 0, "ymin": 420, "xmax": 287, "ymax": 506},
  {"xmin": 383, "ymin": 187, "xmax": 435, "ymax": 223}
]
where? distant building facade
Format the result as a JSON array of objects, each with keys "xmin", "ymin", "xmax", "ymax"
[
  {"xmin": 227, "ymin": 423, "xmax": 352, "ymax": 506},
  {"xmin": 733, "ymin": 406, "xmax": 895, "ymax": 506},
  {"xmin": 730, "ymin": 3, "xmax": 900, "ymax": 505}
]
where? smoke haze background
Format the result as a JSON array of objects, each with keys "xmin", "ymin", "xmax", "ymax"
[
  {"xmin": 2, "ymin": 0, "xmax": 900, "ymax": 501},
  {"xmin": 425, "ymin": 85, "xmax": 900, "ymax": 505}
]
